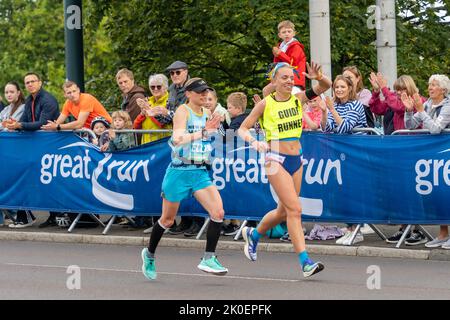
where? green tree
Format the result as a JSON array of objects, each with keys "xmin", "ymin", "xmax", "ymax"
[
  {"xmin": 0, "ymin": 0, "xmax": 448, "ymax": 108},
  {"xmin": 89, "ymin": 0, "xmax": 449, "ymax": 102},
  {"xmin": 87, "ymin": 0, "xmax": 311, "ymax": 104},
  {"xmin": 0, "ymin": 0, "xmax": 117, "ymax": 107},
  {"xmin": 0, "ymin": 0, "xmax": 65, "ymax": 102}
]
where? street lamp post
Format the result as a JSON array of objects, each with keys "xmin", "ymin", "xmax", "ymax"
[
  {"xmin": 376, "ymin": 0, "xmax": 397, "ymax": 88},
  {"xmin": 64, "ymin": 0, "xmax": 85, "ymax": 92},
  {"xmin": 309, "ymin": 0, "xmax": 332, "ymax": 91}
]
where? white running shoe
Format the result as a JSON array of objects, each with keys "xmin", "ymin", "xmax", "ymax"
[
  {"xmin": 336, "ymin": 231, "xmax": 351, "ymax": 245},
  {"xmin": 343, "ymin": 232, "xmax": 364, "ymax": 246},
  {"xmin": 360, "ymin": 224, "xmax": 375, "ymax": 235}
]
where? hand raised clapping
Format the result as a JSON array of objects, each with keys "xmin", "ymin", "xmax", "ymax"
[
  {"xmin": 400, "ymin": 92, "xmax": 414, "ymax": 112},
  {"xmin": 369, "ymin": 72, "xmax": 380, "ymax": 92},
  {"xmin": 303, "ymin": 61, "xmax": 323, "ymax": 81}
]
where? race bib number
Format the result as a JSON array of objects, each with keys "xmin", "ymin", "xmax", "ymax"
[{"xmin": 265, "ymin": 152, "xmax": 286, "ymax": 164}]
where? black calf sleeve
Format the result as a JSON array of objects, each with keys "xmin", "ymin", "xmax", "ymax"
[
  {"xmin": 148, "ymin": 221, "xmax": 166, "ymax": 254},
  {"xmin": 206, "ymin": 220, "xmax": 223, "ymax": 253}
]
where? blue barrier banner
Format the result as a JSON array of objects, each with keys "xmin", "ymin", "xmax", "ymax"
[{"xmin": 0, "ymin": 131, "xmax": 449, "ymax": 223}]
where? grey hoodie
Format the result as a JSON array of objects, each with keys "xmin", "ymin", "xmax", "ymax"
[{"xmin": 404, "ymin": 96, "xmax": 450, "ymax": 134}]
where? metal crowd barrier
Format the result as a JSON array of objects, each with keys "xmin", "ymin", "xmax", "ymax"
[
  {"xmin": 7, "ymin": 127, "xmax": 446, "ymax": 248},
  {"xmin": 392, "ymin": 129, "xmax": 450, "ymax": 135},
  {"xmin": 386, "ymin": 128, "xmax": 450, "ymax": 247},
  {"xmin": 72, "ymin": 129, "xmax": 97, "ymax": 141},
  {"xmin": 330, "ymin": 127, "xmax": 383, "ymax": 136},
  {"xmin": 328, "ymin": 128, "xmax": 449, "ymax": 246},
  {"xmin": 70, "ymin": 129, "xmax": 173, "ymax": 233}
]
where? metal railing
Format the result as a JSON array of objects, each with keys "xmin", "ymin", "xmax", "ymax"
[
  {"xmin": 351, "ymin": 127, "xmax": 383, "ymax": 135},
  {"xmin": 72, "ymin": 129, "xmax": 97, "ymax": 141},
  {"xmin": 327, "ymin": 127, "xmax": 382, "ymax": 135},
  {"xmin": 4, "ymin": 127, "xmax": 448, "ymax": 242},
  {"xmin": 392, "ymin": 129, "xmax": 450, "ymax": 135}
]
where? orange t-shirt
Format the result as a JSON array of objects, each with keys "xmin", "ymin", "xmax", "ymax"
[{"xmin": 62, "ymin": 93, "xmax": 112, "ymax": 128}]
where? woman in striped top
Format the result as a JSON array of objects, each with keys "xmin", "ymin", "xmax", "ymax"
[
  {"xmin": 321, "ymin": 75, "xmax": 367, "ymax": 134},
  {"xmin": 320, "ymin": 75, "xmax": 368, "ymax": 245}
]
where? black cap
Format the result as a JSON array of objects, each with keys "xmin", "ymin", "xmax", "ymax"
[
  {"xmin": 166, "ymin": 61, "xmax": 188, "ymax": 71},
  {"xmin": 184, "ymin": 79, "xmax": 212, "ymax": 93},
  {"xmin": 90, "ymin": 116, "xmax": 110, "ymax": 130}
]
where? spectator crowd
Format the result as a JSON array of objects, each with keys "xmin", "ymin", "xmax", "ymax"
[{"xmin": 0, "ymin": 20, "xmax": 449, "ymax": 249}]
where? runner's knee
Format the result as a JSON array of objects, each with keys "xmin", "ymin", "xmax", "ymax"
[
  {"xmin": 159, "ymin": 217, "xmax": 175, "ymax": 228},
  {"xmin": 209, "ymin": 208, "xmax": 225, "ymax": 222},
  {"xmin": 286, "ymin": 204, "xmax": 302, "ymax": 219}
]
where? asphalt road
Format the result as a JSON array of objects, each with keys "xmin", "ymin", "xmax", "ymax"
[{"xmin": 1, "ymin": 240, "xmax": 450, "ymax": 300}]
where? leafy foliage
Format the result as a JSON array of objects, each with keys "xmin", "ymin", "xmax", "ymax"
[{"xmin": 0, "ymin": 0, "xmax": 448, "ymax": 108}]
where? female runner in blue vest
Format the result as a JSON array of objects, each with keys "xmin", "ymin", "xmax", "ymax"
[
  {"xmin": 238, "ymin": 62, "xmax": 332, "ymax": 277},
  {"xmin": 141, "ymin": 78, "xmax": 227, "ymax": 280}
]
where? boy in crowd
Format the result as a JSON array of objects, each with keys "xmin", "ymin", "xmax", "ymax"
[
  {"xmin": 227, "ymin": 92, "xmax": 248, "ymax": 130},
  {"xmin": 263, "ymin": 20, "xmax": 307, "ymax": 97}
]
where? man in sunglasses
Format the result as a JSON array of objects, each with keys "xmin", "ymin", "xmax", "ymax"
[{"xmin": 162, "ymin": 61, "xmax": 190, "ymax": 124}]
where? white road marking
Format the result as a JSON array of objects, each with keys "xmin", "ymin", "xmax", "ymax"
[{"xmin": 5, "ymin": 262, "xmax": 300, "ymax": 283}]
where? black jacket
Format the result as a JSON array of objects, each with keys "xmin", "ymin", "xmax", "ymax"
[
  {"xmin": 20, "ymin": 89, "xmax": 60, "ymax": 131},
  {"xmin": 228, "ymin": 113, "xmax": 248, "ymax": 131}
]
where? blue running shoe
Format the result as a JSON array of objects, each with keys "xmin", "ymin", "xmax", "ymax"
[
  {"xmin": 141, "ymin": 248, "xmax": 157, "ymax": 280},
  {"xmin": 197, "ymin": 256, "xmax": 228, "ymax": 275},
  {"xmin": 302, "ymin": 259, "xmax": 324, "ymax": 278},
  {"xmin": 242, "ymin": 226, "xmax": 258, "ymax": 261}
]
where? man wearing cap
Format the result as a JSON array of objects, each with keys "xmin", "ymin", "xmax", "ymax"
[
  {"xmin": 41, "ymin": 81, "xmax": 112, "ymax": 131},
  {"xmin": 154, "ymin": 60, "xmax": 190, "ymax": 126}
]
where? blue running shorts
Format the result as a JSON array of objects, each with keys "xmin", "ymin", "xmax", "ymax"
[{"xmin": 161, "ymin": 166, "xmax": 213, "ymax": 203}]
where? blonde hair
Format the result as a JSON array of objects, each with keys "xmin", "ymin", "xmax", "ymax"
[
  {"xmin": 342, "ymin": 66, "xmax": 364, "ymax": 94},
  {"xmin": 278, "ymin": 20, "xmax": 295, "ymax": 32},
  {"xmin": 227, "ymin": 92, "xmax": 247, "ymax": 113},
  {"xmin": 333, "ymin": 75, "xmax": 357, "ymax": 103},
  {"xmin": 111, "ymin": 111, "xmax": 133, "ymax": 129},
  {"xmin": 393, "ymin": 75, "xmax": 418, "ymax": 96},
  {"xmin": 429, "ymin": 74, "xmax": 450, "ymax": 96},
  {"xmin": 116, "ymin": 68, "xmax": 134, "ymax": 81},
  {"xmin": 207, "ymin": 88, "xmax": 217, "ymax": 98}
]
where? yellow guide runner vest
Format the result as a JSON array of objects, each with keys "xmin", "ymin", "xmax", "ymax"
[{"xmin": 260, "ymin": 94, "xmax": 303, "ymax": 141}]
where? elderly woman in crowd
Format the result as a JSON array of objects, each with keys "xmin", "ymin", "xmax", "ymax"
[{"xmin": 135, "ymin": 74, "xmax": 172, "ymax": 144}]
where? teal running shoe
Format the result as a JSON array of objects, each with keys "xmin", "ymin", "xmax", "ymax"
[
  {"xmin": 141, "ymin": 248, "xmax": 157, "ymax": 280},
  {"xmin": 302, "ymin": 259, "xmax": 324, "ymax": 278},
  {"xmin": 197, "ymin": 256, "xmax": 228, "ymax": 275},
  {"xmin": 242, "ymin": 226, "xmax": 258, "ymax": 261}
]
